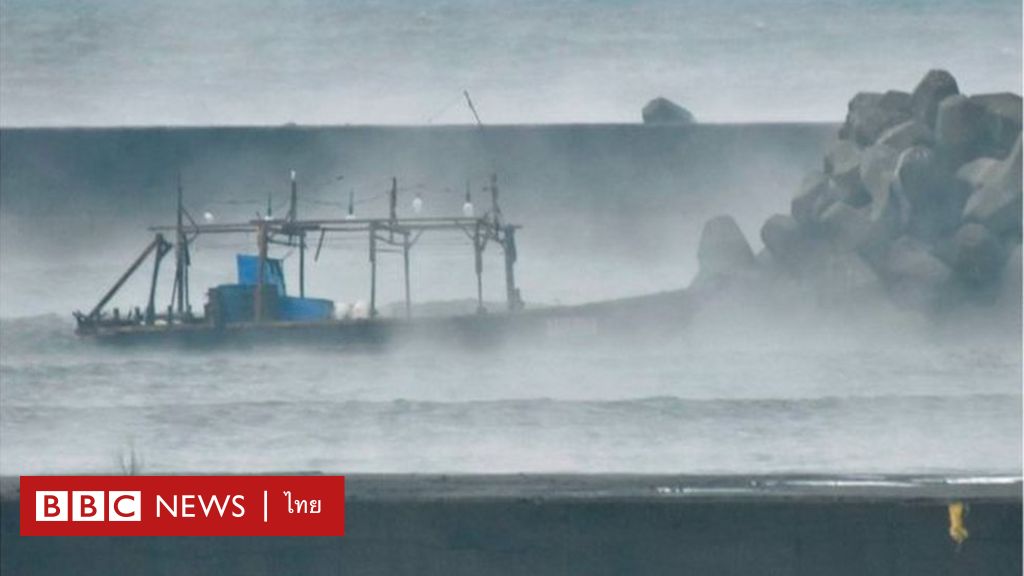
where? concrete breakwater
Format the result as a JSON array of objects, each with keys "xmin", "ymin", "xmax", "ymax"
[
  {"xmin": 1, "ymin": 475, "xmax": 1020, "ymax": 575},
  {"xmin": 689, "ymin": 71, "xmax": 1022, "ymax": 324}
]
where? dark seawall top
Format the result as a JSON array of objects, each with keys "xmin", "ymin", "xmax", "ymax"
[
  {"xmin": 0, "ymin": 123, "xmax": 835, "ymax": 253},
  {"xmin": 2, "ymin": 474, "xmax": 1020, "ymax": 575}
]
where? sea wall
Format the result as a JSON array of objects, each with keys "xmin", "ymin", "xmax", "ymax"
[
  {"xmin": 0, "ymin": 123, "xmax": 834, "ymax": 249},
  {"xmin": 0, "ymin": 123, "xmax": 836, "ymax": 315},
  {"xmin": 1, "ymin": 475, "xmax": 1020, "ymax": 575}
]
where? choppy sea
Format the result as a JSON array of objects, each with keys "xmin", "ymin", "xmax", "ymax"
[
  {"xmin": 0, "ymin": 0, "xmax": 1021, "ymax": 478},
  {"xmin": 2, "ymin": 0, "xmax": 1021, "ymax": 126},
  {"xmin": 1, "ymin": 313, "xmax": 1020, "ymax": 475}
]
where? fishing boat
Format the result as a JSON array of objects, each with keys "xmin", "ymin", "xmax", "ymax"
[{"xmin": 72, "ymin": 172, "xmax": 548, "ymax": 345}]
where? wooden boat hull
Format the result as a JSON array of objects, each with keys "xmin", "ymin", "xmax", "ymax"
[
  {"xmin": 74, "ymin": 290, "xmax": 693, "ymax": 348},
  {"xmin": 77, "ymin": 314, "xmax": 539, "ymax": 348}
]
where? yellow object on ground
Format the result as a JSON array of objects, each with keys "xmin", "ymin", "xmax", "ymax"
[{"xmin": 948, "ymin": 501, "xmax": 969, "ymax": 546}]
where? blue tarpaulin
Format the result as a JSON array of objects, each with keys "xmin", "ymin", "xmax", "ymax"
[
  {"xmin": 279, "ymin": 296, "xmax": 335, "ymax": 321},
  {"xmin": 212, "ymin": 255, "xmax": 333, "ymax": 323},
  {"xmin": 236, "ymin": 255, "xmax": 286, "ymax": 295}
]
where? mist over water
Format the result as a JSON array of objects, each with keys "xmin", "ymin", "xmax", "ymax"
[
  {"xmin": 2, "ymin": 0, "xmax": 1021, "ymax": 126},
  {"xmin": 0, "ymin": 124, "xmax": 833, "ymax": 317},
  {"xmin": 0, "ymin": 1, "xmax": 1021, "ymax": 477},
  {"xmin": 2, "ymin": 314, "xmax": 1020, "ymax": 475},
  {"xmin": 1, "ymin": 126, "xmax": 1021, "ymax": 477}
]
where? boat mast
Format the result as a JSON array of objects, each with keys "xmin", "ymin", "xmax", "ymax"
[
  {"xmin": 255, "ymin": 220, "xmax": 268, "ymax": 322},
  {"xmin": 484, "ymin": 173, "xmax": 521, "ymax": 311},
  {"xmin": 173, "ymin": 173, "xmax": 188, "ymax": 318},
  {"xmin": 289, "ymin": 170, "xmax": 306, "ymax": 298}
]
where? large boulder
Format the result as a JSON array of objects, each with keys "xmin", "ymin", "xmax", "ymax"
[
  {"xmin": 642, "ymin": 97, "xmax": 695, "ymax": 125},
  {"xmin": 859, "ymin": 144, "xmax": 900, "ymax": 203},
  {"xmin": 840, "ymin": 91, "xmax": 912, "ymax": 146},
  {"xmin": 884, "ymin": 236, "xmax": 952, "ymax": 310},
  {"xmin": 810, "ymin": 181, "xmax": 848, "ymax": 225},
  {"xmin": 696, "ymin": 215, "xmax": 755, "ymax": 278},
  {"xmin": 684, "ymin": 73, "xmax": 1020, "ymax": 318},
  {"xmin": 791, "ymin": 171, "xmax": 828, "ymax": 226},
  {"xmin": 824, "ymin": 139, "xmax": 869, "ymax": 205},
  {"xmin": 868, "ymin": 179, "xmax": 911, "ymax": 237},
  {"xmin": 837, "ymin": 181, "xmax": 870, "ymax": 208},
  {"xmin": 955, "ymin": 157, "xmax": 1001, "ymax": 192},
  {"xmin": 820, "ymin": 202, "xmax": 872, "ymax": 252},
  {"xmin": 935, "ymin": 94, "xmax": 989, "ymax": 165},
  {"xmin": 894, "ymin": 145, "xmax": 942, "ymax": 206},
  {"xmin": 969, "ymin": 92, "xmax": 1023, "ymax": 158},
  {"xmin": 760, "ymin": 214, "xmax": 808, "ymax": 269},
  {"xmin": 824, "ymin": 139, "xmax": 861, "ymax": 185},
  {"xmin": 876, "ymin": 119, "xmax": 933, "ymax": 151},
  {"xmin": 963, "ymin": 135, "xmax": 1023, "ymax": 236},
  {"xmin": 911, "ymin": 69, "xmax": 959, "ymax": 128},
  {"xmin": 894, "ymin": 145, "xmax": 965, "ymax": 239},
  {"xmin": 948, "ymin": 223, "xmax": 1004, "ymax": 288},
  {"xmin": 860, "ymin": 144, "xmax": 909, "ymax": 235}
]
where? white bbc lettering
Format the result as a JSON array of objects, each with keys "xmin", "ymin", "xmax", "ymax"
[
  {"xmin": 71, "ymin": 491, "xmax": 106, "ymax": 521},
  {"xmin": 107, "ymin": 491, "xmax": 142, "ymax": 521},
  {"xmin": 155, "ymin": 494, "xmax": 174, "ymax": 518},
  {"xmin": 35, "ymin": 491, "xmax": 68, "ymax": 522},
  {"xmin": 155, "ymin": 494, "xmax": 246, "ymax": 518}
]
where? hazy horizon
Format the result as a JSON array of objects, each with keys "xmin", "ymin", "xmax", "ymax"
[
  {"xmin": 2, "ymin": 0, "xmax": 1021, "ymax": 127},
  {"xmin": 1, "ymin": 0, "xmax": 1020, "ymax": 484}
]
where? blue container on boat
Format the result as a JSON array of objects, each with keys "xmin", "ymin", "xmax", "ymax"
[
  {"xmin": 208, "ymin": 255, "xmax": 334, "ymax": 324},
  {"xmin": 236, "ymin": 255, "xmax": 286, "ymax": 295},
  {"xmin": 210, "ymin": 284, "xmax": 279, "ymax": 324},
  {"xmin": 279, "ymin": 296, "xmax": 335, "ymax": 321}
]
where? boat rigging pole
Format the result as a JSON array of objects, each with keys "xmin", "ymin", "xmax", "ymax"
[
  {"xmin": 173, "ymin": 174, "xmax": 188, "ymax": 319},
  {"xmin": 474, "ymin": 221, "xmax": 484, "ymax": 313},
  {"xmin": 289, "ymin": 170, "xmax": 306, "ymax": 298},
  {"xmin": 463, "ymin": 91, "xmax": 522, "ymax": 311},
  {"xmin": 255, "ymin": 220, "xmax": 268, "ymax": 322},
  {"xmin": 369, "ymin": 221, "xmax": 378, "ymax": 317},
  {"xmin": 403, "ymin": 231, "xmax": 411, "ymax": 319},
  {"xmin": 80, "ymin": 234, "xmax": 170, "ymax": 324},
  {"xmin": 146, "ymin": 236, "xmax": 173, "ymax": 324}
]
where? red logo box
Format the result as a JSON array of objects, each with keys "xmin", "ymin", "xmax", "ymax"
[{"xmin": 20, "ymin": 476, "xmax": 344, "ymax": 536}]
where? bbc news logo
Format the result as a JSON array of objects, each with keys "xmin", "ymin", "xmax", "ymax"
[
  {"xmin": 21, "ymin": 476, "xmax": 344, "ymax": 536},
  {"xmin": 36, "ymin": 491, "xmax": 142, "ymax": 522}
]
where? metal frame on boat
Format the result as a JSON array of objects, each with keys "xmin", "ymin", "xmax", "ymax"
[{"xmin": 73, "ymin": 172, "xmax": 524, "ymax": 339}]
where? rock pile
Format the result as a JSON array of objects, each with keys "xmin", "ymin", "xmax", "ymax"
[{"xmin": 694, "ymin": 70, "xmax": 1022, "ymax": 316}]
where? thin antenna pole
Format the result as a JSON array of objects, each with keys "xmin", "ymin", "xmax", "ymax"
[
  {"xmin": 403, "ymin": 232, "xmax": 411, "ymax": 320},
  {"xmin": 487, "ymin": 173, "xmax": 502, "ymax": 227},
  {"xmin": 503, "ymin": 225, "xmax": 520, "ymax": 311},
  {"xmin": 463, "ymin": 91, "xmax": 483, "ymax": 126},
  {"xmin": 255, "ymin": 222, "xmax": 268, "ymax": 322},
  {"xmin": 474, "ymin": 222, "xmax": 484, "ymax": 313},
  {"xmin": 299, "ymin": 233, "xmax": 306, "ymax": 298},
  {"xmin": 369, "ymin": 222, "xmax": 377, "ymax": 317},
  {"xmin": 388, "ymin": 177, "xmax": 398, "ymax": 243},
  {"xmin": 291, "ymin": 170, "xmax": 305, "ymax": 297},
  {"xmin": 389, "ymin": 177, "xmax": 398, "ymax": 223},
  {"xmin": 174, "ymin": 173, "xmax": 185, "ymax": 317}
]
